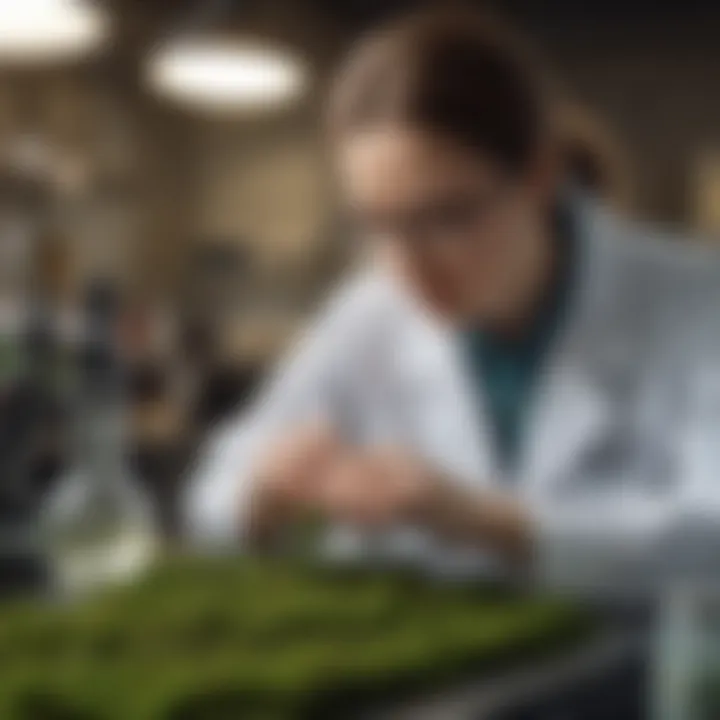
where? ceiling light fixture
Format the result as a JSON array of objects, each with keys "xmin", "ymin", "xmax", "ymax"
[
  {"xmin": 147, "ymin": 36, "xmax": 308, "ymax": 115},
  {"xmin": 0, "ymin": 0, "xmax": 109, "ymax": 64}
]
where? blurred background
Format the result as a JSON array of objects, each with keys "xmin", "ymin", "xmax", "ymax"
[{"xmin": 0, "ymin": 0, "xmax": 719, "ymax": 543}]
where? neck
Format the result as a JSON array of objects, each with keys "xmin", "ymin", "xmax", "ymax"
[{"xmin": 486, "ymin": 222, "xmax": 557, "ymax": 338}]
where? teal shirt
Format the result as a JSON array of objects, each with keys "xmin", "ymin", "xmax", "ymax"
[{"xmin": 460, "ymin": 205, "xmax": 577, "ymax": 472}]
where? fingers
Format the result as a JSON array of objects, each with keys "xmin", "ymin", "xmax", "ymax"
[
  {"xmin": 251, "ymin": 421, "xmax": 344, "ymax": 528},
  {"xmin": 253, "ymin": 423, "xmax": 434, "ymax": 532},
  {"xmin": 282, "ymin": 422, "xmax": 343, "ymax": 504},
  {"xmin": 373, "ymin": 446, "xmax": 434, "ymax": 522},
  {"xmin": 317, "ymin": 452, "xmax": 390, "ymax": 526},
  {"xmin": 315, "ymin": 446, "xmax": 432, "ymax": 527}
]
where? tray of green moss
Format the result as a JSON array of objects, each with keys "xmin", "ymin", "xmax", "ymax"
[{"xmin": 0, "ymin": 557, "xmax": 594, "ymax": 720}]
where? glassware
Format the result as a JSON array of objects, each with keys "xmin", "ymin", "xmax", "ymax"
[{"xmin": 43, "ymin": 283, "xmax": 158, "ymax": 596}]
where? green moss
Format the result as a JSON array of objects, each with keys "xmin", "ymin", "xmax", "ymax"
[{"xmin": 0, "ymin": 557, "xmax": 593, "ymax": 719}]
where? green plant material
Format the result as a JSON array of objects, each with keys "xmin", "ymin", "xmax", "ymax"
[
  {"xmin": 693, "ymin": 668, "xmax": 720, "ymax": 720},
  {"xmin": 0, "ymin": 557, "xmax": 593, "ymax": 719}
]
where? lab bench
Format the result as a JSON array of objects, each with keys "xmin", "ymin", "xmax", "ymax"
[{"xmin": 0, "ymin": 556, "xmax": 647, "ymax": 719}]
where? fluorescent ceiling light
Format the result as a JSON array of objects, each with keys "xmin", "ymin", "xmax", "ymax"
[
  {"xmin": 0, "ymin": 0, "xmax": 109, "ymax": 63},
  {"xmin": 147, "ymin": 38, "xmax": 308, "ymax": 114}
]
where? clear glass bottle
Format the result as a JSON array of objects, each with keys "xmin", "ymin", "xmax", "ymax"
[{"xmin": 43, "ymin": 283, "xmax": 157, "ymax": 596}]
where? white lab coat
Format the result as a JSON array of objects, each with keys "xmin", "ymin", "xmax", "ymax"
[{"xmin": 185, "ymin": 198, "xmax": 720, "ymax": 596}]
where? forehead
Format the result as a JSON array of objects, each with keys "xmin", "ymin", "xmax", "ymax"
[{"xmin": 336, "ymin": 126, "xmax": 501, "ymax": 209}]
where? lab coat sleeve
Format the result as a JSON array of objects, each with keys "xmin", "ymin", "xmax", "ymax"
[
  {"xmin": 529, "ymin": 492, "xmax": 715, "ymax": 597},
  {"xmin": 183, "ymin": 278, "xmax": 376, "ymax": 549},
  {"xmin": 531, "ymin": 364, "xmax": 720, "ymax": 598}
]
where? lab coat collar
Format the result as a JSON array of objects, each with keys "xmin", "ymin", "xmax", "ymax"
[
  {"xmin": 388, "ymin": 298, "xmax": 497, "ymax": 486},
  {"xmin": 521, "ymin": 198, "xmax": 632, "ymax": 491}
]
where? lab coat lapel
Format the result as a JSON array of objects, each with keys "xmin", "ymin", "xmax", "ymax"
[
  {"xmin": 522, "ymin": 340, "xmax": 614, "ymax": 491},
  {"xmin": 395, "ymin": 306, "xmax": 497, "ymax": 485},
  {"xmin": 522, "ymin": 201, "xmax": 623, "ymax": 491},
  {"xmin": 437, "ymin": 330, "xmax": 499, "ymax": 483}
]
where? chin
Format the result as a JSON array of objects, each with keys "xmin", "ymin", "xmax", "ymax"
[
  {"xmin": 405, "ymin": 280, "xmax": 477, "ymax": 324},
  {"xmin": 415, "ymin": 292, "xmax": 467, "ymax": 325},
  {"xmin": 450, "ymin": 298, "xmax": 504, "ymax": 327}
]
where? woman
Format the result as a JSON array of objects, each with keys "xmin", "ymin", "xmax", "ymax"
[{"xmin": 186, "ymin": 8, "xmax": 720, "ymax": 596}]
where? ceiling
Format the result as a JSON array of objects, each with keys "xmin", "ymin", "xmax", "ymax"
[
  {"xmin": 97, "ymin": 0, "xmax": 720, "ymax": 64},
  {"xmin": 105, "ymin": 0, "xmax": 720, "ymax": 34}
]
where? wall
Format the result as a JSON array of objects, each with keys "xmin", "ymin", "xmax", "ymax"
[{"xmin": 512, "ymin": 2, "xmax": 720, "ymax": 227}]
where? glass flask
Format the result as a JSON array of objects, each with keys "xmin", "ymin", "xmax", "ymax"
[{"xmin": 43, "ymin": 284, "xmax": 158, "ymax": 596}]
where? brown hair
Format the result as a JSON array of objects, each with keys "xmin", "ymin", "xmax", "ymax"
[
  {"xmin": 554, "ymin": 102, "xmax": 631, "ymax": 206},
  {"xmin": 328, "ymin": 6, "xmax": 552, "ymax": 175}
]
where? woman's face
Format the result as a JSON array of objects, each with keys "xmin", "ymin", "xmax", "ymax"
[{"xmin": 336, "ymin": 126, "xmax": 555, "ymax": 323}]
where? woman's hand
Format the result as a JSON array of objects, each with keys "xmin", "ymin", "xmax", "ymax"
[
  {"xmin": 248, "ymin": 434, "xmax": 532, "ymax": 566},
  {"xmin": 314, "ymin": 446, "xmax": 438, "ymax": 526},
  {"xmin": 315, "ymin": 445, "xmax": 534, "ymax": 566},
  {"xmin": 246, "ymin": 423, "xmax": 342, "ymax": 545}
]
